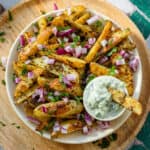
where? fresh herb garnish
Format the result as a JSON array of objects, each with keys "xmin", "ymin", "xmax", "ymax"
[
  {"xmin": 98, "ymin": 138, "xmax": 110, "ymax": 148},
  {"xmin": 57, "ymin": 26, "xmax": 70, "ymax": 31},
  {"xmin": 60, "ymin": 40, "xmax": 65, "ymax": 48},
  {"xmin": 86, "ymin": 74, "xmax": 96, "ymax": 84},
  {"xmin": 117, "ymin": 55, "xmax": 122, "ymax": 60},
  {"xmin": 21, "ymin": 66, "xmax": 28, "ymax": 75},
  {"xmin": 0, "ymin": 37, "xmax": 5, "ymax": 43},
  {"xmin": 71, "ymin": 42, "xmax": 76, "ymax": 48},
  {"xmin": 73, "ymin": 35, "xmax": 80, "ymax": 44},
  {"xmin": 17, "ymin": 43, "xmax": 22, "ymax": 51},
  {"xmin": 59, "ymin": 73, "xmax": 63, "ymax": 83},
  {"xmin": 108, "ymin": 133, "xmax": 118, "ymax": 141},
  {"xmin": 95, "ymin": 20, "xmax": 102, "ymax": 27},
  {"xmin": 1, "ymin": 79, "xmax": 6, "ymax": 85},
  {"xmin": 74, "ymin": 96, "xmax": 82, "ymax": 103},
  {"xmin": 47, "ymin": 16, "xmax": 53, "ymax": 22},
  {"xmin": 60, "ymin": 92, "xmax": 69, "ymax": 97},
  {"xmin": 0, "ymin": 121, "xmax": 6, "ymax": 127},
  {"xmin": 40, "ymin": 10, "xmax": 46, "ymax": 14},
  {"xmin": 44, "ymin": 119, "xmax": 55, "ymax": 131},
  {"xmin": 8, "ymin": 10, "xmax": 13, "ymax": 21},
  {"xmin": 109, "ymin": 66, "xmax": 116, "ymax": 76},
  {"xmin": 107, "ymin": 47, "xmax": 117, "ymax": 56},
  {"xmin": 0, "ymin": 32, "xmax": 5, "ymax": 36}
]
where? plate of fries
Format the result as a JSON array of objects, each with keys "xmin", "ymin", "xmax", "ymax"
[{"xmin": 6, "ymin": 5, "xmax": 142, "ymax": 144}]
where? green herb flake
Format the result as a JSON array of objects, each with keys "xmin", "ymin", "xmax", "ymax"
[
  {"xmin": 95, "ymin": 20, "xmax": 102, "ymax": 27},
  {"xmin": 16, "ymin": 125, "xmax": 21, "ymax": 129},
  {"xmin": 117, "ymin": 55, "xmax": 122, "ymax": 60},
  {"xmin": 107, "ymin": 47, "xmax": 117, "ymax": 56},
  {"xmin": 0, "ymin": 121, "xmax": 6, "ymax": 127},
  {"xmin": 74, "ymin": 96, "xmax": 82, "ymax": 103},
  {"xmin": 86, "ymin": 74, "xmax": 96, "ymax": 84},
  {"xmin": 60, "ymin": 40, "xmax": 65, "ymax": 48},
  {"xmin": 98, "ymin": 138, "xmax": 110, "ymax": 148},
  {"xmin": 73, "ymin": 35, "xmax": 80, "ymax": 44},
  {"xmin": 108, "ymin": 133, "xmax": 118, "ymax": 141},
  {"xmin": 59, "ymin": 73, "xmax": 63, "ymax": 83},
  {"xmin": 109, "ymin": 66, "xmax": 116, "ymax": 76},
  {"xmin": 44, "ymin": 119, "xmax": 55, "ymax": 131},
  {"xmin": 21, "ymin": 66, "xmax": 28, "ymax": 75},
  {"xmin": 8, "ymin": 10, "xmax": 13, "ymax": 21},
  {"xmin": 57, "ymin": 26, "xmax": 70, "ymax": 31},
  {"xmin": 71, "ymin": 43, "xmax": 76, "ymax": 48},
  {"xmin": 0, "ymin": 31, "xmax": 5, "ymax": 36},
  {"xmin": 0, "ymin": 37, "xmax": 5, "ymax": 43},
  {"xmin": 47, "ymin": 16, "xmax": 53, "ymax": 22},
  {"xmin": 1, "ymin": 79, "xmax": 6, "ymax": 85},
  {"xmin": 40, "ymin": 10, "xmax": 46, "ymax": 14}
]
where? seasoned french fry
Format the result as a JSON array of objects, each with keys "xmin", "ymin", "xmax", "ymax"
[
  {"xmin": 75, "ymin": 13, "xmax": 91, "ymax": 24},
  {"xmin": 101, "ymin": 28, "xmax": 131, "ymax": 54},
  {"xmin": 47, "ymin": 54, "xmax": 86, "ymax": 69},
  {"xmin": 85, "ymin": 21, "xmax": 112, "ymax": 62},
  {"xmin": 38, "ymin": 17, "xmax": 47, "ymax": 32},
  {"xmin": 90, "ymin": 62, "xmax": 109, "ymax": 76},
  {"xmin": 109, "ymin": 88, "xmax": 142, "ymax": 115},
  {"xmin": 51, "ymin": 119, "xmax": 84, "ymax": 137}
]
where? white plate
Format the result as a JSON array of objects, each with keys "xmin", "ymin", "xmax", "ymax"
[{"xmin": 5, "ymin": 8, "xmax": 142, "ymax": 144}]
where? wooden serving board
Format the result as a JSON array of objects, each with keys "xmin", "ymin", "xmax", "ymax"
[{"xmin": 0, "ymin": 0, "xmax": 150, "ymax": 150}]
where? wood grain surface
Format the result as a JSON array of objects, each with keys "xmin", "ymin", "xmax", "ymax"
[{"xmin": 0, "ymin": 0, "xmax": 150, "ymax": 150}]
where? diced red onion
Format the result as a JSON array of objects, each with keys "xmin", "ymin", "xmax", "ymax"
[
  {"xmin": 58, "ymin": 28, "xmax": 75, "ymax": 37},
  {"xmin": 56, "ymin": 48, "xmax": 68, "ymax": 55},
  {"xmin": 120, "ymin": 50, "xmax": 130, "ymax": 59},
  {"xmin": 62, "ymin": 76, "xmax": 72, "ymax": 86},
  {"xmin": 115, "ymin": 58, "xmax": 125, "ymax": 66},
  {"xmin": 15, "ymin": 77, "xmax": 21, "ymax": 84},
  {"xmin": 99, "ymin": 56, "xmax": 108, "ymax": 64},
  {"xmin": 61, "ymin": 127, "xmax": 68, "ymax": 134},
  {"xmin": 42, "ymin": 56, "xmax": 55, "ymax": 64},
  {"xmin": 101, "ymin": 39, "xmax": 108, "ymax": 47},
  {"xmin": 62, "ymin": 97, "xmax": 69, "ymax": 103},
  {"xmin": 97, "ymin": 121, "xmax": 110, "ymax": 129},
  {"xmin": 86, "ymin": 15, "xmax": 99, "ymax": 25},
  {"xmin": 25, "ymin": 59, "xmax": 31, "ymax": 65},
  {"xmin": 53, "ymin": 3, "xmax": 58, "ymax": 10},
  {"xmin": 27, "ymin": 116, "xmax": 41, "ymax": 125},
  {"xmin": 52, "ymin": 27, "xmax": 58, "ymax": 36},
  {"xmin": 84, "ymin": 43, "xmax": 92, "ymax": 49},
  {"xmin": 37, "ymin": 44, "xmax": 45, "ymax": 50},
  {"xmin": 129, "ymin": 56, "xmax": 139, "ymax": 72},
  {"xmin": 32, "ymin": 88, "xmax": 45, "ymax": 102},
  {"xmin": 19, "ymin": 35, "xmax": 26, "ymax": 47},
  {"xmin": 27, "ymin": 71, "xmax": 34, "ymax": 79},
  {"xmin": 33, "ymin": 25, "xmax": 39, "ymax": 33},
  {"xmin": 83, "ymin": 126, "xmax": 89, "ymax": 134},
  {"xmin": 63, "ymin": 37, "xmax": 69, "ymax": 42},
  {"xmin": 28, "ymin": 37, "xmax": 36, "ymax": 43},
  {"xmin": 120, "ymin": 50, "xmax": 126, "ymax": 56},
  {"xmin": 64, "ymin": 45, "xmax": 74, "ymax": 53},
  {"xmin": 71, "ymin": 33, "xmax": 76, "ymax": 38},
  {"xmin": 41, "ymin": 106, "xmax": 48, "ymax": 113},
  {"xmin": 88, "ymin": 37, "xmax": 96, "ymax": 45},
  {"xmin": 81, "ymin": 47, "xmax": 87, "ymax": 54},
  {"xmin": 54, "ymin": 91, "xmax": 60, "ymax": 96},
  {"xmin": 1, "ymin": 56, "xmax": 7, "ymax": 68},
  {"xmin": 53, "ymin": 121, "xmax": 60, "ymax": 132},
  {"xmin": 67, "ymin": 7, "xmax": 71, "ymax": 15},
  {"xmin": 84, "ymin": 112, "xmax": 93, "ymax": 126},
  {"xmin": 75, "ymin": 46, "xmax": 82, "ymax": 57},
  {"xmin": 66, "ymin": 74, "xmax": 76, "ymax": 81}
]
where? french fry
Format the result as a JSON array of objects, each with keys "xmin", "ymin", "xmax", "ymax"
[
  {"xmin": 85, "ymin": 21, "xmax": 112, "ymax": 62},
  {"xmin": 109, "ymin": 88, "xmax": 142, "ymax": 115},
  {"xmin": 101, "ymin": 28, "xmax": 131, "ymax": 54},
  {"xmin": 75, "ymin": 12, "xmax": 90, "ymax": 24},
  {"xmin": 90, "ymin": 62, "xmax": 109, "ymax": 76},
  {"xmin": 38, "ymin": 17, "xmax": 47, "ymax": 33}
]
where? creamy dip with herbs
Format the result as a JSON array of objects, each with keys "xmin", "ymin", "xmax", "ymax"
[{"xmin": 83, "ymin": 76, "xmax": 126, "ymax": 120}]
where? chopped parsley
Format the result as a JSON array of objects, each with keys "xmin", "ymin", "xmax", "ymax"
[
  {"xmin": 17, "ymin": 43, "xmax": 22, "ymax": 51},
  {"xmin": 47, "ymin": 16, "xmax": 53, "ymax": 22},
  {"xmin": 8, "ymin": 10, "xmax": 13, "ymax": 21},
  {"xmin": 0, "ymin": 37, "xmax": 5, "ymax": 43},
  {"xmin": 0, "ymin": 121, "xmax": 6, "ymax": 127},
  {"xmin": 59, "ymin": 73, "xmax": 63, "ymax": 83},
  {"xmin": 44, "ymin": 119, "xmax": 55, "ymax": 131},
  {"xmin": 107, "ymin": 47, "xmax": 117, "ymax": 56},
  {"xmin": 74, "ymin": 96, "xmax": 82, "ymax": 103},
  {"xmin": 73, "ymin": 35, "xmax": 80, "ymax": 44},
  {"xmin": 0, "ymin": 31, "xmax": 5, "ymax": 36},
  {"xmin": 60, "ymin": 40, "xmax": 65, "ymax": 48},
  {"xmin": 95, "ymin": 20, "xmax": 102, "ymax": 27},
  {"xmin": 1, "ymin": 79, "xmax": 6, "ymax": 85},
  {"xmin": 21, "ymin": 66, "xmax": 28, "ymax": 75},
  {"xmin": 57, "ymin": 26, "xmax": 70, "ymax": 31},
  {"xmin": 109, "ymin": 66, "xmax": 116, "ymax": 76},
  {"xmin": 86, "ymin": 74, "xmax": 96, "ymax": 84}
]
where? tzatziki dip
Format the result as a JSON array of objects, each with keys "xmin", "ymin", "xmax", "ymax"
[{"xmin": 83, "ymin": 76, "xmax": 127, "ymax": 121}]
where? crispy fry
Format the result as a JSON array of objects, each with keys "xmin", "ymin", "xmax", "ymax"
[
  {"xmin": 38, "ymin": 17, "xmax": 47, "ymax": 32},
  {"xmin": 109, "ymin": 88, "xmax": 142, "ymax": 115},
  {"xmin": 85, "ymin": 21, "xmax": 112, "ymax": 62},
  {"xmin": 75, "ymin": 13, "xmax": 90, "ymax": 24},
  {"xmin": 90, "ymin": 62, "xmax": 109, "ymax": 76}
]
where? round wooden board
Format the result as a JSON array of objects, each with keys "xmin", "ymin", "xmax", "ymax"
[{"xmin": 0, "ymin": 0, "xmax": 150, "ymax": 150}]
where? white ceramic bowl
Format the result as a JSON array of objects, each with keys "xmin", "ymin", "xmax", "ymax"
[{"xmin": 5, "ymin": 8, "xmax": 142, "ymax": 144}]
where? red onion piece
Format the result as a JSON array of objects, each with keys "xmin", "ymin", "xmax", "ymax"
[
  {"xmin": 88, "ymin": 37, "xmax": 96, "ymax": 45},
  {"xmin": 53, "ymin": 3, "xmax": 58, "ymax": 10},
  {"xmin": 15, "ymin": 77, "xmax": 21, "ymax": 84},
  {"xmin": 99, "ymin": 56, "xmax": 108, "ymax": 64},
  {"xmin": 61, "ymin": 127, "xmax": 68, "ymax": 134},
  {"xmin": 63, "ymin": 37, "xmax": 69, "ymax": 42},
  {"xmin": 33, "ymin": 25, "xmax": 39, "ymax": 33},
  {"xmin": 75, "ymin": 46, "xmax": 82, "ymax": 57},
  {"xmin": 129, "ymin": 56, "xmax": 139, "ymax": 72},
  {"xmin": 56, "ymin": 48, "xmax": 68, "ymax": 55},
  {"xmin": 41, "ymin": 106, "xmax": 48, "ymax": 113},
  {"xmin": 1, "ymin": 56, "xmax": 7, "ymax": 68},
  {"xmin": 82, "ymin": 126, "xmax": 89, "ymax": 134},
  {"xmin": 25, "ymin": 59, "xmax": 31, "ymax": 65},
  {"xmin": 52, "ymin": 27, "xmax": 58, "ymax": 36},
  {"xmin": 97, "ymin": 121, "xmax": 110, "ymax": 129},
  {"xmin": 115, "ymin": 58, "xmax": 125, "ymax": 66},
  {"xmin": 42, "ymin": 56, "xmax": 55, "ymax": 64},
  {"xmin": 64, "ymin": 45, "xmax": 74, "ymax": 53},
  {"xmin": 58, "ymin": 28, "xmax": 75, "ymax": 37},
  {"xmin": 37, "ymin": 44, "xmax": 45, "ymax": 50},
  {"xmin": 28, "ymin": 37, "xmax": 36, "ymax": 43},
  {"xmin": 32, "ymin": 88, "xmax": 45, "ymax": 102},
  {"xmin": 62, "ymin": 76, "xmax": 72, "ymax": 86},
  {"xmin": 53, "ymin": 121, "xmax": 60, "ymax": 132},
  {"xmin": 84, "ymin": 43, "xmax": 92, "ymax": 49},
  {"xmin": 27, "ymin": 71, "xmax": 34, "ymax": 79},
  {"xmin": 84, "ymin": 112, "xmax": 93, "ymax": 126},
  {"xmin": 19, "ymin": 35, "xmax": 26, "ymax": 47},
  {"xmin": 27, "ymin": 116, "xmax": 41, "ymax": 125},
  {"xmin": 120, "ymin": 50, "xmax": 130, "ymax": 59},
  {"xmin": 86, "ymin": 15, "xmax": 99, "ymax": 25},
  {"xmin": 101, "ymin": 39, "xmax": 108, "ymax": 47},
  {"xmin": 66, "ymin": 74, "xmax": 76, "ymax": 81},
  {"xmin": 54, "ymin": 91, "xmax": 60, "ymax": 96},
  {"xmin": 62, "ymin": 97, "xmax": 69, "ymax": 103}
]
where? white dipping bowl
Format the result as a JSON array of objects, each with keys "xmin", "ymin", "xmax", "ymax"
[{"xmin": 5, "ymin": 8, "xmax": 142, "ymax": 144}]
